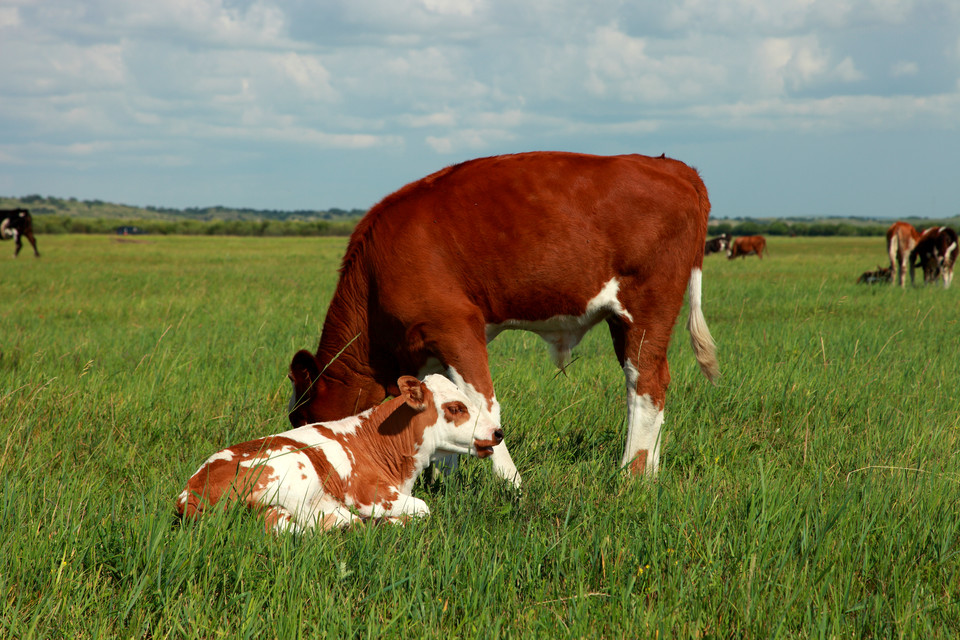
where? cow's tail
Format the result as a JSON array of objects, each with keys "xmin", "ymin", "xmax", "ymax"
[
  {"xmin": 687, "ymin": 171, "xmax": 719, "ymax": 383},
  {"xmin": 687, "ymin": 267, "xmax": 719, "ymax": 383}
]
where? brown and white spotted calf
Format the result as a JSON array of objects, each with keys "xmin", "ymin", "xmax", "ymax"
[{"xmin": 176, "ymin": 375, "xmax": 502, "ymax": 533}]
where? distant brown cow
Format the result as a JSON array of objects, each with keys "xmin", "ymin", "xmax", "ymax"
[{"xmin": 727, "ymin": 235, "xmax": 766, "ymax": 260}]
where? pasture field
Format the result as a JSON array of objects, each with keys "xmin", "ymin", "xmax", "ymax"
[{"xmin": 2, "ymin": 234, "xmax": 959, "ymax": 638}]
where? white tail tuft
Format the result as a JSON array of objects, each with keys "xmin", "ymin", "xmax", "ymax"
[{"xmin": 686, "ymin": 268, "xmax": 719, "ymax": 382}]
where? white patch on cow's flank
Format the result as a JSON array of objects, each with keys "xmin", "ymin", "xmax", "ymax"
[{"xmin": 485, "ymin": 278, "xmax": 633, "ymax": 370}]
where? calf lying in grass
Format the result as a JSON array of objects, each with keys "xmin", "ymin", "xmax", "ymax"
[{"xmin": 177, "ymin": 375, "xmax": 503, "ymax": 533}]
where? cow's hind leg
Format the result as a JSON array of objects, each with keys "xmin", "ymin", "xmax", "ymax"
[{"xmin": 607, "ymin": 313, "xmax": 674, "ymax": 476}]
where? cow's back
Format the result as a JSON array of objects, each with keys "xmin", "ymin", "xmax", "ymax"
[{"xmin": 350, "ymin": 152, "xmax": 709, "ymax": 323}]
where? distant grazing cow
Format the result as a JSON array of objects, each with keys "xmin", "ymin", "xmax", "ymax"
[
  {"xmin": 886, "ymin": 221, "xmax": 921, "ymax": 287},
  {"xmin": 856, "ymin": 266, "xmax": 892, "ymax": 285},
  {"xmin": 705, "ymin": 233, "xmax": 731, "ymax": 255},
  {"xmin": 177, "ymin": 375, "xmax": 502, "ymax": 533},
  {"xmin": 288, "ymin": 152, "xmax": 719, "ymax": 487},
  {"xmin": 727, "ymin": 235, "xmax": 767, "ymax": 259},
  {"xmin": 910, "ymin": 226, "xmax": 958, "ymax": 289},
  {"xmin": 0, "ymin": 209, "xmax": 40, "ymax": 257}
]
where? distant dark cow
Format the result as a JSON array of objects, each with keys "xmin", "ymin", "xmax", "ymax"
[
  {"xmin": 727, "ymin": 235, "xmax": 766, "ymax": 259},
  {"xmin": 704, "ymin": 233, "xmax": 731, "ymax": 255},
  {"xmin": 288, "ymin": 152, "xmax": 719, "ymax": 486},
  {"xmin": 0, "ymin": 209, "xmax": 40, "ymax": 257},
  {"xmin": 856, "ymin": 266, "xmax": 892, "ymax": 285},
  {"xmin": 886, "ymin": 221, "xmax": 921, "ymax": 287},
  {"xmin": 910, "ymin": 226, "xmax": 958, "ymax": 289}
]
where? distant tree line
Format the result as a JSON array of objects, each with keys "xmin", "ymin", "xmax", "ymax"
[
  {"xmin": 141, "ymin": 204, "xmax": 367, "ymax": 222},
  {"xmin": 710, "ymin": 220, "xmax": 889, "ymax": 237},
  {"xmin": 32, "ymin": 216, "xmax": 356, "ymax": 237},
  {"xmin": 2, "ymin": 195, "xmax": 365, "ymax": 223}
]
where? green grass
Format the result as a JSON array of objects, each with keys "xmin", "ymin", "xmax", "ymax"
[{"xmin": 2, "ymin": 235, "xmax": 959, "ymax": 638}]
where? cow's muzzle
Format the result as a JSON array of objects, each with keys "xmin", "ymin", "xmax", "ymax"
[{"xmin": 473, "ymin": 429, "xmax": 504, "ymax": 458}]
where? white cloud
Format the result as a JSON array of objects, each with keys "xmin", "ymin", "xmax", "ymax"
[
  {"xmin": 118, "ymin": 0, "xmax": 290, "ymax": 48},
  {"xmin": 274, "ymin": 53, "xmax": 338, "ymax": 102},
  {"xmin": 420, "ymin": 0, "xmax": 484, "ymax": 17},
  {"xmin": 0, "ymin": 7, "xmax": 21, "ymax": 28},
  {"xmin": 755, "ymin": 36, "xmax": 864, "ymax": 94},
  {"xmin": 890, "ymin": 60, "xmax": 918, "ymax": 77},
  {"xmin": 585, "ymin": 24, "xmax": 727, "ymax": 103},
  {"xmin": 426, "ymin": 127, "xmax": 514, "ymax": 153},
  {"xmin": 658, "ymin": 0, "xmax": 927, "ymax": 33}
]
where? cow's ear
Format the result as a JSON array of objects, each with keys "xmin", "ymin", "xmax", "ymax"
[
  {"xmin": 397, "ymin": 376, "xmax": 426, "ymax": 412},
  {"xmin": 289, "ymin": 350, "xmax": 321, "ymax": 413}
]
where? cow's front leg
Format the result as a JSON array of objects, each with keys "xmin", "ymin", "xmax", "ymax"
[
  {"xmin": 444, "ymin": 366, "xmax": 521, "ymax": 489},
  {"xmin": 419, "ymin": 312, "xmax": 523, "ymax": 489}
]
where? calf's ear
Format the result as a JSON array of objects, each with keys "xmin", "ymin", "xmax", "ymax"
[{"xmin": 397, "ymin": 376, "xmax": 427, "ymax": 412}]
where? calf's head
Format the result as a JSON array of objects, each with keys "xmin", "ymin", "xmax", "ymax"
[{"xmin": 401, "ymin": 374, "xmax": 504, "ymax": 459}]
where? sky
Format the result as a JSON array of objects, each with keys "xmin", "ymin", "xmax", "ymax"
[{"xmin": 1, "ymin": 0, "xmax": 959, "ymax": 219}]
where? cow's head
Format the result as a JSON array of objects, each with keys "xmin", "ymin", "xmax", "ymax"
[
  {"xmin": 409, "ymin": 375, "xmax": 503, "ymax": 459},
  {"xmin": 288, "ymin": 349, "xmax": 386, "ymax": 425}
]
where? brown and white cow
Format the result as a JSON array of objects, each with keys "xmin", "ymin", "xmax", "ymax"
[
  {"xmin": 177, "ymin": 375, "xmax": 502, "ymax": 533},
  {"xmin": 886, "ymin": 221, "xmax": 922, "ymax": 287},
  {"xmin": 727, "ymin": 235, "xmax": 766, "ymax": 259},
  {"xmin": 910, "ymin": 226, "xmax": 958, "ymax": 289},
  {"xmin": 288, "ymin": 152, "xmax": 719, "ymax": 487},
  {"xmin": 0, "ymin": 209, "xmax": 40, "ymax": 257}
]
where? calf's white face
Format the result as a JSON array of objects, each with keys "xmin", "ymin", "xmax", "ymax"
[{"xmin": 420, "ymin": 374, "xmax": 503, "ymax": 459}]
